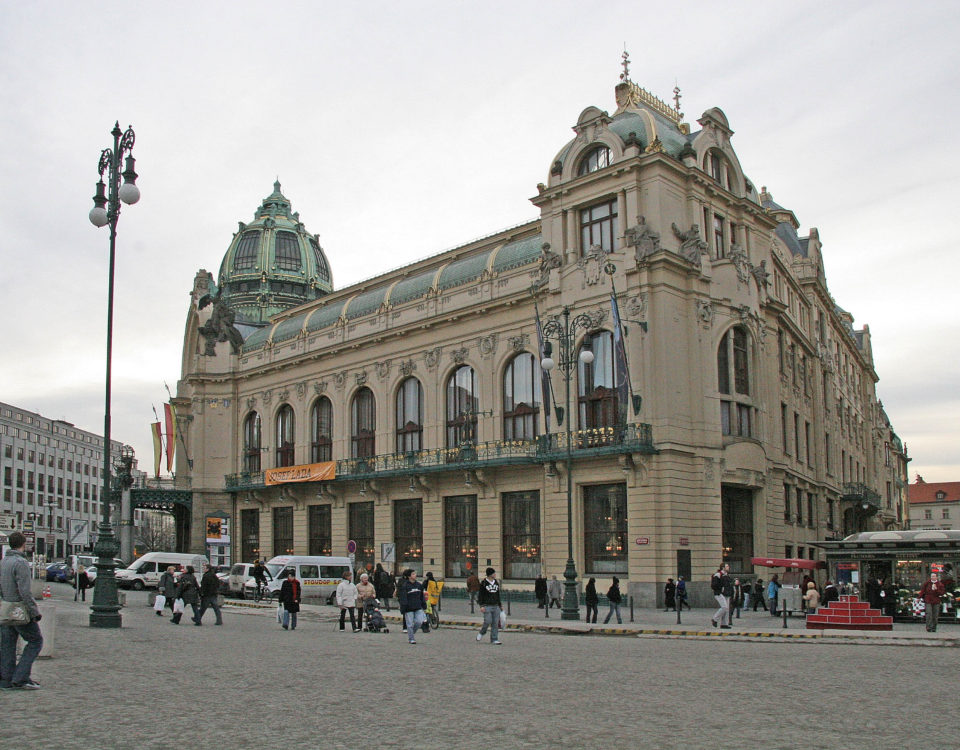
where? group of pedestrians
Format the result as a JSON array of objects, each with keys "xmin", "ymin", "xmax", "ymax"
[{"xmin": 159, "ymin": 563, "xmax": 223, "ymax": 626}]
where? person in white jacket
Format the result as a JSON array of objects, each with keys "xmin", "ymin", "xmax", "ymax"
[{"xmin": 336, "ymin": 570, "xmax": 359, "ymax": 632}]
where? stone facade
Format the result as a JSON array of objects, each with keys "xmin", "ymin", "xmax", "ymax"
[{"xmin": 175, "ymin": 71, "xmax": 908, "ymax": 606}]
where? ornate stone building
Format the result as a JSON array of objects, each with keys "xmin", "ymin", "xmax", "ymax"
[{"xmin": 175, "ymin": 66, "xmax": 907, "ymax": 605}]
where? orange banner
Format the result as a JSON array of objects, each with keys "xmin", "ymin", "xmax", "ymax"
[{"xmin": 264, "ymin": 461, "xmax": 336, "ymax": 485}]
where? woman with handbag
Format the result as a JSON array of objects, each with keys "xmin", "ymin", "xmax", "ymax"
[
  {"xmin": 157, "ymin": 566, "xmax": 178, "ymax": 616},
  {"xmin": 172, "ymin": 566, "xmax": 200, "ymax": 625},
  {"xmin": 0, "ymin": 531, "xmax": 43, "ymax": 690}
]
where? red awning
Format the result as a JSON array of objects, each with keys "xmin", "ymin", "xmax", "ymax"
[{"xmin": 750, "ymin": 557, "xmax": 826, "ymax": 570}]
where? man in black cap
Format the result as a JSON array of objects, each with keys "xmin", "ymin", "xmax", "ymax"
[{"xmin": 476, "ymin": 567, "xmax": 503, "ymax": 645}]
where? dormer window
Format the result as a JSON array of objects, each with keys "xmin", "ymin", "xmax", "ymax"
[
  {"xmin": 577, "ymin": 146, "xmax": 611, "ymax": 176},
  {"xmin": 709, "ymin": 152, "xmax": 722, "ymax": 182},
  {"xmin": 937, "ymin": 491, "xmax": 947, "ymax": 500}
]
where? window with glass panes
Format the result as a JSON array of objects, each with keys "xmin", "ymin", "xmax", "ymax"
[
  {"xmin": 310, "ymin": 397, "xmax": 332, "ymax": 462},
  {"xmin": 446, "ymin": 366, "xmax": 477, "ymax": 448},
  {"xmin": 578, "ymin": 331, "xmax": 617, "ymax": 430},
  {"xmin": 444, "ymin": 495, "xmax": 477, "ymax": 578},
  {"xmin": 272, "ymin": 506, "xmax": 293, "ymax": 557},
  {"xmin": 718, "ymin": 326, "xmax": 754, "ymax": 437},
  {"xmin": 502, "ymin": 491, "xmax": 541, "ymax": 579},
  {"xmin": 503, "ymin": 353, "xmax": 541, "ymax": 441},
  {"xmin": 308, "ymin": 504, "xmax": 331, "ymax": 556},
  {"xmin": 275, "ymin": 405, "xmax": 295, "ymax": 467},
  {"xmin": 233, "ymin": 230, "xmax": 261, "ymax": 271},
  {"xmin": 351, "ymin": 388, "xmax": 376, "ymax": 459},
  {"xmin": 396, "ymin": 378, "xmax": 424, "ymax": 453},
  {"xmin": 394, "ymin": 498, "xmax": 423, "ymax": 575},
  {"xmin": 583, "ymin": 483, "xmax": 627, "ymax": 574},
  {"xmin": 577, "ymin": 146, "xmax": 611, "ymax": 175},
  {"xmin": 243, "ymin": 412, "xmax": 261, "ymax": 472},
  {"xmin": 349, "ymin": 501, "xmax": 375, "ymax": 571},
  {"xmin": 579, "ymin": 199, "xmax": 618, "ymax": 254},
  {"xmin": 274, "ymin": 231, "xmax": 302, "ymax": 271}
]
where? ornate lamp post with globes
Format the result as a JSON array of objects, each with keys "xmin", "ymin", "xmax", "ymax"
[
  {"xmin": 540, "ymin": 307, "xmax": 595, "ymax": 620},
  {"xmin": 88, "ymin": 122, "xmax": 140, "ymax": 628}
]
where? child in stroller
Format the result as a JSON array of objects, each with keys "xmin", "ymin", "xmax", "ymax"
[{"xmin": 363, "ymin": 598, "xmax": 388, "ymax": 633}]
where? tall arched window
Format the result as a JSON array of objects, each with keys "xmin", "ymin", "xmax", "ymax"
[
  {"xmin": 396, "ymin": 378, "xmax": 424, "ymax": 453},
  {"xmin": 351, "ymin": 388, "xmax": 376, "ymax": 459},
  {"xmin": 243, "ymin": 412, "xmax": 261, "ymax": 472},
  {"xmin": 310, "ymin": 397, "xmax": 332, "ymax": 462},
  {"xmin": 446, "ymin": 365, "xmax": 478, "ymax": 447},
  {"xmin": 578, "ymin": 331, "xmax": 617, "ymax": 430},
  {"xmin": 275, "ymin": 405, "xmax": 295, "ymax": 467},
  {"xmin": 718, "ymin": 326, "xmax": 754, "ymax": 437},
  {"xmin": 503, "ymin": 353, "xmax": 541, "ymax": 441}
]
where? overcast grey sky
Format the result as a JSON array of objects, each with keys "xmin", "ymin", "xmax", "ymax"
[{"xmin": 1, "ymin": 1, "xmax": 957, "ymax": 481}]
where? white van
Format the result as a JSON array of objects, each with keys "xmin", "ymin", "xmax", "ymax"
[
  {"xmin": 249, "ymin": 555, "xmax": 353, "ymax": 600},
  {"xmin": 115, "ymin": 552, "xmax": 209, "ymax": 590}
]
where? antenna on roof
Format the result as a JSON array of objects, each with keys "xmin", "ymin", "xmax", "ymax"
[
  {"xmin": 673, "ymin": 80, "xmax": 682, "ymax": 115},
  {"xmin": 620, "ymin": 48, "xmax": 631, "ymax": 83}
]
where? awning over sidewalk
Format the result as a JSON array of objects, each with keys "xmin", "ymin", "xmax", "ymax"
[{"xmin": 750, "ymin": 557, "xmax": 826, "ymax": 570}]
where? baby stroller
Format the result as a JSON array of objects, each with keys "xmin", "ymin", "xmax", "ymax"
[{"xmin": 363, "ymin": 598, "xmax": 389, "ymax": 633}]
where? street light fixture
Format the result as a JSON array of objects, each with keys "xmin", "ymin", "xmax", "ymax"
[
  {"xmin": 540, "ymin": 306, "xmax": 596, "ymax": 620},
  {"xmin": 88, "ymin": 122, "xmax": 140, "ymax": 628}
]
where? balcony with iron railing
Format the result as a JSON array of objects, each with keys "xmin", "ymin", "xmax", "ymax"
[
  {"xmin": 840, "ymin": 482, "xmax": 882, "ymax": 513},
  {"xmin": 225, "ymin": 422, "xmax": 655, "ymax": 491}
]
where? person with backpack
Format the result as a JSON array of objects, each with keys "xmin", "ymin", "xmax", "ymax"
[
  {"xmin": 475, "ymin": 567, "xmax": 503, "ymax": 645},
  {"xmin": 603, "ymin": 577, "xmax": 623, "ymax": 624},
  {"xmin": 374, "ymin": 563, "xmax": 394, "ymax": 611}
]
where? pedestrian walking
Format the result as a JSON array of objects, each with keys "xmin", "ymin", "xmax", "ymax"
[
  {"xmin": 821, "ymin": 579, "xmax": 839, "ymax": 605},
  {"xmin": 0, "ymin": 531, "xmax": 43, "ymax": 691},
  {"xmin": 548, "ymin": 575, "xmax": 563, "ymax": 609},
  {"xmin": 172, "ymin": 566, "xmax": 200, "ymax": 625},
  {"xmin": 74, "ymin": 565, "xmax": 90, "ymax": 602},
  {"xmin": 767, "ymin": 574, "xmax": 781, "ymax": 617},
  {"xmin": 534, "ymin": 573, "xmax": 548, "ymax": 609},
  {"xmin": 373, "ymin": 563, "xmax": 393, "ymax": 611},
  {"xmin": 752, "ymin": 578, "xmax": 765, "ymax": 612},
  {"xmin": 476, "ymin": 567, "xmax": 503, "ymax": 645},
  {"xmin": 918, "ymin": 572, "xmax": 946, "ymax": 632},
  {"xmin": 603, "ymin": 577, "xmax": 623, "ymax": 624},
  {"xmin": 676, "ymin": 576, "xmax": 690, "ymax": 609},
  {"xmin": 356, "ymin": 572, "xmax": 376, "ymax": 631},
  {"xmin": 278, "ymin": 570, "xmax": 301, "ymax": 630},
  {"xmin": 158, "ymin": 565, "xmax": 178, "ymax": 616},
  {"xmin": 194, "ymin": 563, "xmax": 223, "ymax": 626},
  {"xmin": 397, "ymin": 569, "xmax": 427, "ymax": 644},
  {"xmin": 466, "ymin": 572, "xmax": 481, "ymax": 608},
  {"xmin": 664, "ymin": 578, "xmax": 676, "ymax": 611},
  {"xmin": 585, "ymin": 578, "xmax": 599, "ymax": 623},
  {"xmin": 730, "ymin": 578, "xmax": 743, "ymax": 620},
  {"xmin": 711, "ymin": 564, "xmax": 731, "ymax": 629},
  {"xmin": 336, "ymin": 570, "xmax": 359, "ymax": 632},
  {"xmin": 803, "ymin": 581, "xmax": 820, "ymax": 614}
]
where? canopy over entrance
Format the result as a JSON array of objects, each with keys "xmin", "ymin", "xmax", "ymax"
[{"xmin": 750, "ymin": 557, "xmax": 826, "ymax": 570}]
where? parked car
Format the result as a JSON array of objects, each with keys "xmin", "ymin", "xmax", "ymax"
[{"xmin": 46, "ymin": 562, "xmax": 70, "ymax": 582}]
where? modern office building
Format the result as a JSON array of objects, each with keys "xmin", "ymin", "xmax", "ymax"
[
  {"xmin": 174, "ymin": 65, "xmax": 908, "ymax": 605},
  {"xmin": 0, "ymin": 401, "xmax": 148, "ymax": 560}
]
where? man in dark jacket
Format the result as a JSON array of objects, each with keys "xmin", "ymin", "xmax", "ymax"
[
  {"xmin": 711, "ymin": 564, "xmax": 732, "ymax": 629},
  {"xmin": 158, "ymin": 566, "xmax": 178, "ymax": 616},
  {"xmin": 919, "ymin": 572, "xmax": 946, "ymax": 632},
  {"xmin": 397, "ymin": 569, "xmax": 426, "ymax": 644},
  {"xmin": 194, "ymin": 563, "xmax": 223, "ymax": 626},
  {"xmin": 278, "ymin": 570, "xmax": 301, "ymax": 630},
  {"xmin": 476, "ymin": 567, "xmax": 503, "ymax": 645},
  {"xmin": 534, "ymin": 574, "xmax": 547, "ymax": 608}
]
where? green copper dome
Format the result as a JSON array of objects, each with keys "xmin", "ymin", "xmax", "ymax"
[{"xmin": 217, "ymin": 181, "xmax": 333, "ymax": 325}]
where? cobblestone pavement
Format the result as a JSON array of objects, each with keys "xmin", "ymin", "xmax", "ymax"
[{"xmin": 2, "ymin": 584, "xmax": 958, "ymax": 750}]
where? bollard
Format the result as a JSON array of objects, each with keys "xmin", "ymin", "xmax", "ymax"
[
  {"xmin": 676, "ymin": 597, "xmax": 682, "ymax": 625},
  {"xmin": 545, "ymin": 598, "xmax": 549, "ymax": 618},
  {"xmin": 629, "ymin": 595, "xmax": 634, "ymax": 623},
  {"xmin": 782, "ymin": 601, "xmax": 788, "ymax": 629},
  {"xmin": 506, "ymin": 590, "xmax": 511, "ymax": 616}
]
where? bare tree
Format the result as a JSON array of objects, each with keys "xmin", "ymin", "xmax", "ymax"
[{"xmin": 134, "ymin": 511, "xmax": 176, "ymax": 553}]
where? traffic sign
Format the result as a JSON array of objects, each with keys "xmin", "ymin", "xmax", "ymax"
[
  {"xmin": 381, "ymin": 542, "xmax": 396, "ymax": 564},
  {"xmin": 346, "ymin": 539, "xmax": 357, "ymax": 554},
  {"xmin": 0, "ymin": 513, "xmax": 16, "ymax": 531},
  {"xmin": 22, "ymin": 520, "xmax": 34, "ymax": 532},
  {"xmin": 68, "ymin": 519, "xmax": 90, "ymax": 546}
]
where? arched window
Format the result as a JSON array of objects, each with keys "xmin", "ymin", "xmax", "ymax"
[
  {"xmin": 274, "ymin": 231, "xmax": 302, "ymax": 271},
  {"xmin": 351, "ymin": 388, "xmax": 376, "ymax": 459},
  {"xmin": 275, "ymin": 405, "xmax": 295, "ymax": 467},
  {"xmin": 578, "ymin": 331, "xmax": 617, "ymax": 430},
  {"xmin": 243, "ymin": 411, "xmax": 261, "ymax": 473},
  {"xmin": 503, "ymin": 353, "xmax": 541, "ymax": 441},
  {"xmin": 577, "ymin": 146, "xmax": 611, "ymax": 176},
  {"xmin": 446, "ymin": 365, "xmax": 478, "ymax": 448},
  {"xmin": 233, "ymin": 230, "xmax": 261, "ymax": 271},
  {"xmin": 718, "ymin": 326, "xmax": 754, "ymax": 438},
  {"xmin": 396, "ymin": 378, "xmax": 424, "ymax": 453},
  {"xmin": 310, "ymin": 397, "xmax": 332, "ymax": 463}
]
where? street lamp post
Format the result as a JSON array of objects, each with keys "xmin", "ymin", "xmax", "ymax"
[
  {"xmin": 540, "ymin": 307, "xmax": 595, "ymax": 620},
  {"xmin": 88, "ymin": 122, "xmax": 140, "ymax": 628}
]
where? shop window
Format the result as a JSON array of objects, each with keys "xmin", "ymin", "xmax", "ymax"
[
  {"xmin": 308, "ymin": 505, "xmax": 331, "ymax": 557},
  {"xmin": 583, "ymin": 483, "xmax": 627, "ymax": 574},
  {"xmin": 349, "ymin": 501, "xmax": 375, "ymax": 572},
  {"xmin": 272, "ymin": 506, "xmax": 294, "ymax": 557},
  {"xmin": 444, "ymin": 495, "xmax": 477, "ymax": 578},
  {"xmin": 502, "ymin": 490, "xmax": 541, "ymax": 579},
  {"xmin": 394, "ymin": 498, "xmax": 423, "ymax": 575}
]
